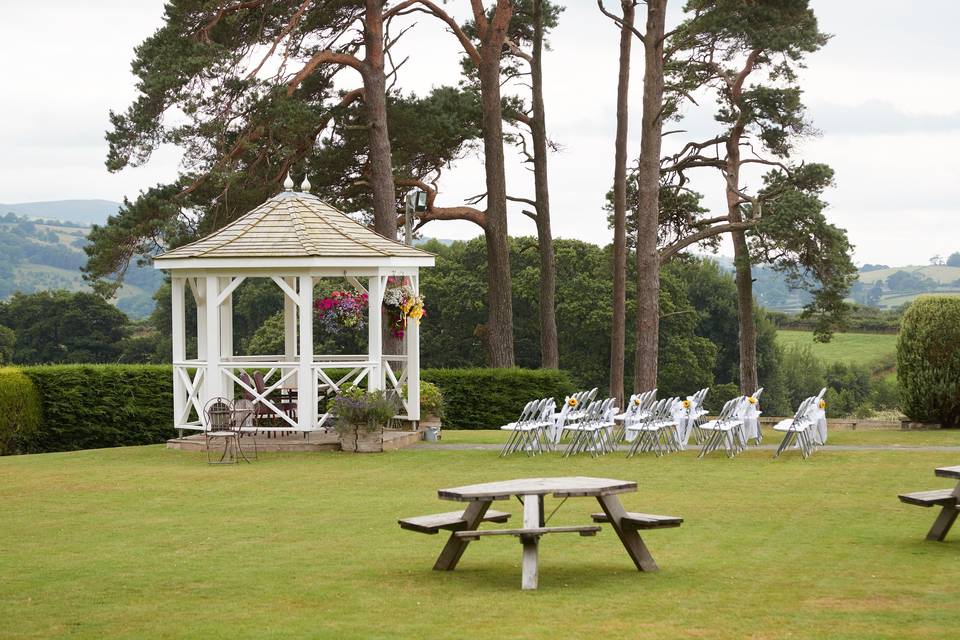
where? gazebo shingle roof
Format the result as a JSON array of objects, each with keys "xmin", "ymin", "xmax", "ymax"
[{"xmin": 155, "ymin": 191, "xmax": 432, "ymax": 261}]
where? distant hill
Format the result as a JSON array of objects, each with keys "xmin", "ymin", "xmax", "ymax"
[
  {"xmin": 0, "ymin": 212, "xmax": 161, "ymax": 319},
  {"xmin": 856, "ymin": 264, "xmax": 960, "ymax": 286},
  {"xmin": 0, "ymin": 199, "xmax": 121, "ymax": 226}
]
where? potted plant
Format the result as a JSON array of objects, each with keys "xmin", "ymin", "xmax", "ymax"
[{"xmin": 331, "ymin": 386, "xmax": 397, "ymax": 453}]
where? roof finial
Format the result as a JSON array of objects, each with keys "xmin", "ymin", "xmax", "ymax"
[
  {"xmin": 300, "ymin": 174, "xmax": 312, "ymax": 192},
  {"xmin": 283, "ymin": 172, "xmax": 294, "ymax": 191}
]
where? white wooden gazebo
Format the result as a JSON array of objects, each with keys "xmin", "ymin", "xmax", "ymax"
[{"xmin": 154, "ymin": 179, "xmax": 435, "ymax": 434}]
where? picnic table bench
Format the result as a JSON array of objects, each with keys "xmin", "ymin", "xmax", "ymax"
[
  {"xmin": 399, "ymin": 476, "xmax": 682, "ymax": 590},
  {"xmin": 898, "ymin": 465, "xmax": 960, "ymax": 541}
]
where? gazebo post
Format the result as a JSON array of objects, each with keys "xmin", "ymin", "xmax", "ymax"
[
  {"xmin": 283, "ymin": 276, "xmax": 297, "ymax": 367},
  {"xmin": 297, "ymin": 275, "xmax": 315, "ymax": 430},
  {"xmin": 219, "ymin": 276, "xmax": 234, "ymax": 400},
  {"xmin": 407, "ymin": 271, "xmax": 421, "ymax": 421},
  {"xmin": 171, "ymin": 277, "xmax": 186, "ymax": 432},
  {"xmin": 204, "ymin": 275, "xmax": 223, "ymax": 402},
  {"xmin": 368, "ymin": 275, "xmax": 384, "ymax": 391}
]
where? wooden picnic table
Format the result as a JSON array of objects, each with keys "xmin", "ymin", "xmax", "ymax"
[
  {"xmin": 898, "ymin": 465, "xmax": 960, "ymax": 541},
  {"xmin": 400, "ymin": 476, "xmax": 682, "ymax": 590}
]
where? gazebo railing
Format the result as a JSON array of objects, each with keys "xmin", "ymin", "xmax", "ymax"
[
  {"xmin": 173, "ymin": 354, "xmax": 414, "ymax": 432},
  {"xmin": 382, "ymin": 354, "xmax": 410, "ymax": 418},
  {"xmin": 222, "ymin": 360, "xmax": 300, "ymax": 431},
  {"xmin": 173, "ymin": 360, "xmax": 206, "ymax": 430}
]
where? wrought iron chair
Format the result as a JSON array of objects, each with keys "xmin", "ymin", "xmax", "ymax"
[{"xmin": 203, "ymin": 397, "xmax": 253, "ymax": 464}]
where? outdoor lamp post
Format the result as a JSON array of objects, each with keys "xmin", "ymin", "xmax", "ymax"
[{"xmin": 404, "ymin": 189, "xmax": 428, "ymax": 246}]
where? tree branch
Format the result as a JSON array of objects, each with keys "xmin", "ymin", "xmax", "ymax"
[
  {"xmin": 659, "ymin": 220, "xmax": 756, "ymax": 263},
  {"xmin": 286, "ymin": 50, "xmax": 364, "ymax": 95},
  {"xmin": 597, "ymin": 1, "xmax": 644, "ymax": 42}
]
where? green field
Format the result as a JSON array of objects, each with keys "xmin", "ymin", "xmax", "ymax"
[
  {"xmin": 3, "ymin": 442, "xmax": 960, "ymax": 639},
  {"xmin": 857, "ymin": 265, "xmax": 960, "ymax": 285},
  {"xmin": 776, "ymin": 330, "xmax": 897, "ymax": 368}
]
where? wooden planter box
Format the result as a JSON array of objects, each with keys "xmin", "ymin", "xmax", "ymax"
[{"xmin": 339, "ymin": 425, "xmax": 385, "ymax": 453}]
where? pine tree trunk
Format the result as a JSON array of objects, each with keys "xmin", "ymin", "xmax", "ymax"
[
  {"xmin": 531, "ymin": 0, "xmax": 558, "ymax": 370},
  {"xmin": 478, "ymin": 24, "xmax": 515, "ymax": 368},
  {"xmin": 363, "ymin": 0, "xmax": 397, "ymax": 239},
  {"xmin": 726, "ymin": 114, "xmax": 758, "ymax": 393},
  {"xmin": 609, "ymin": 0, "xmax": 635, "ymax": 403},
  {"xmin": 632, "ymin": 0, "xmax": 667, "ymax": 393},
  {"xmin": 732, "ymin": 230, "xmax": 758, "ymax": 393}
]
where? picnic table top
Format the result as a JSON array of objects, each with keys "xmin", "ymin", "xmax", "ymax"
[
  {"xmin": 935, "ymin": 465, "xmax": 960, "ymax": 480},
  {"xmin": 438, "ymin": 476, "xmax": 637, "ymax": 502}
]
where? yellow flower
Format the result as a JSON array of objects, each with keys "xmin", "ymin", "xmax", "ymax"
[
  {"xmin": 682, "ymin": 399, "xmax": 690, "ymax": 409},
  {"xmin": 747, "ymin": 396, "xmax": 757, "ymax": 404},
  {"xmin": 633, "ymin": 398, "xmax": 641, "ymax": 406},
  {"xmin": 567, "ymin": 397, "xmax": 578, "ymax": 408},
  {"xmin": 819, "ymin": 399, "xmax": 827, "ymax": 409}
]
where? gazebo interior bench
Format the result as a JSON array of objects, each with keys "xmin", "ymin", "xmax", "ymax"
[
  {"xmin": 398, "ymin": 510, "xmax": 511, "ymax": 535},
  {"xmin": 590, "ymin": 512, "xmax": 684, "ymax": 529},
  {"xmin": 454, "ymin": 525, "xmax": 602, "ymax": 540},
  {"xmin": 898, "ymin": 489, "xmax": 959, "ymax": 507}
]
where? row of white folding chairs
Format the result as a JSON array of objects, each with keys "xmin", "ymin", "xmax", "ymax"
[
  {"xmin": 498, "ymin": 397, "xmax": 556, "ymax": 457},
  {"xmin": 624, "ymin": 397, "xmax": 686, "ymax": 457},
  {"xmin": 696, "ymin": 387, "xmax": 764, "ymax": 458},
  {"xmin": 560, "ymin": 397, "xmax": 619, "ymax": 458},
  {"xmin": 773, "ymin": 387, "xmax": 827, "ymax": 459}
]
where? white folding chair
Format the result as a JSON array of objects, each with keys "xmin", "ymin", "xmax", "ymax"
[
  {"xmin": 698, "ymin": 397, "xmax": 747, "ymax": 458},
  {"xmin": 773, "ymin": 397, "xmax": 816, "ymax": 458},
  {"xmin": 500, "ymin": 399, "xmax": 545, "ymax": 456}
]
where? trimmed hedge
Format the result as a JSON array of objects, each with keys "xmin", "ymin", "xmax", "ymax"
[
  {"xmin": 897, "ymin": 297, "xmax": 960, "ymax": 427},
  {"xmin": 20, "ymin": 365, "xmax": 175, "ymax": 453},
  {"xmin": 422, "ymin": 367, "xmax": 576, "ymax": 429},
  {"xmin": 2, "ymin": 364, "xmax": 578, "ymax": 453},
  {"xmin": 0, "ymin": 367, "xmax": 42, "ymax": 455}
]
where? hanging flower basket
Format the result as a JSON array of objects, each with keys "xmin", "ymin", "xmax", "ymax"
[
  {"xmin": 383, "ymin": 278, "xmax": 426, "ymax": 339},
  {"xmin": 314, "ymin": 290, "xmax": 368, "ymax": 335}
]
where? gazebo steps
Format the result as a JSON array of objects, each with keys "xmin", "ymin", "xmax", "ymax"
[{"xmin": 166, "ymin": 429, "xmax": 424, "ymax": 453}]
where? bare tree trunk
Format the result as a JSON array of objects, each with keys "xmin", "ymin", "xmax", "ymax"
[
  {"xmin": 363, "ymin": 0, "xmax": 397, "ymax": 239},
  {"xmin": 477, "ymin": 11, "xmax": 515, "ymax": 368},
  {"xmin": 609, "ymin": 0, "xmax": 635, "ymax": 403},
  {"xmin": 531, "ymin": 0, "xmax": 558, "ymax": 369},
  {"xmin": 632, "ymin": 0, "xmax": 667, "ymax": 392}
]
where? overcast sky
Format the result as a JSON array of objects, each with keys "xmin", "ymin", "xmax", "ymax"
[{"xmin": 1, "ymin": 0, "xmax": 957, "ymax": 266}]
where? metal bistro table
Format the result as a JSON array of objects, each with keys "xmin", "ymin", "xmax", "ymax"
[{"xmin": 400, "ymin": 476, "xmax": 682, "ymax": 590}]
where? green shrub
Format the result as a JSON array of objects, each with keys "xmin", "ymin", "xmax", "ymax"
[
  {"xmin": 0, "ymin": 368, "xmax": 42, "ymax": 455},
  {"xmin": 20, "ymin": 365, "xmax": 174, "ymax": 452},
  {"xmin": 708, "ymin": 383, "xmax": 740, "ymax": 414},
  {"xmin": 411, "ymin": 381, "xmax": 445, "ymax": 419},
  {"xmin": 422, "ymin": 367, "xmax": 576, "ymax": 428},
  {"xmin": 897, "ymin": 297, "xmax": 960, "ymax": 427}
]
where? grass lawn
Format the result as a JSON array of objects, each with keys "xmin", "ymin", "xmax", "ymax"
[
  {"xmin": 437, "ymin": 428, "xmax": 960, "ymax": 447},
  {"xmin": 776, "ymin": 330, "xmax": 897, "ymax": 368},
  {"xmin": 3, "ymin": 444, "xmax": 960, "ymax": 639}
]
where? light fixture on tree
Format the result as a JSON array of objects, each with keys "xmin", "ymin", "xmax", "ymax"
[{"xmin": 403, "ymin": 189, "xmax": 428, "ymax": 246}]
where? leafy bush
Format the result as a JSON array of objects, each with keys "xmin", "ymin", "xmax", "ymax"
[
  {"xmin": 0, "ymin": 368, "xmax": 42, "ymax": 455},
  {"xmin": 412, "ymin": 381, "xmax": 445, "ymax": 419},
  {"xmin": 422, "ymin": 367, "xmax": 575, "ymax": 428},
  {"xmin": 20, "ymin": 365, "xmax": 174, "ymax": 452},
  {"xmin": 707, "ymin": 383, "xmax": 740, "ymax": 414},
  {"xmin": 778, "ymin": 344, "xmax": 826, "ymax": 409},
  {"xmin": 897, "ymin": 297, "xmax": 960, "ymax": 426}
]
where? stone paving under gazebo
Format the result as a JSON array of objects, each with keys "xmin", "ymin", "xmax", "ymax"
[{"xmin": 155, "ymin": 177, "xmax": 435, "ymax": 447}]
